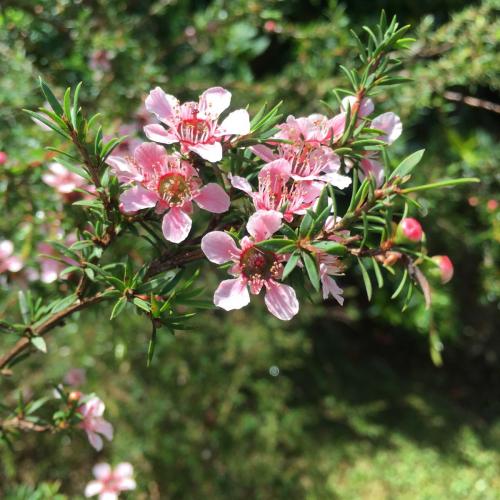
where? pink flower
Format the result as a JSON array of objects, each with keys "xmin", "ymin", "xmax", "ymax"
[
  {"xmin": 38, "ymin": 233, "xmax": 78, "ymax": 283},
  {"xmin": 107, "ymin": 142, "xmax": 230, "ymax": 243},
  {"xmin": 201, "ymin": 210, "xmax": 299, "ymax": 320},
  {"xmin": 252, "ymin": 115, "xmax": 351, "ymax": 189},
  {"xmin": 230, "ymin": 159, "xmax": 322, "ymax": 222},
  {"xmin": 396, "ymin": 218, "xmax": 423, "ymax": 243},
  {"xmin": 319, "ymin": 254, "xmax": 344, "ymax": 304},
  {"xmin": 144, "ymin": 86, "xmax": 250, "ymax": 162},
  {"xmin": 371, "ymin": 112, "xmax": 402, "ymax": 145},
  {"xmin": 78, "ymin": 396, "xmax": 114, "ymax": 451},
  {"xmin": 42, "ymin": 162, "xmax": 94, "ymax": 200},
  {"xmin": 0, "ymin": 240, "xmax": 23, "ymax": 274},
  {"xmin": 64, "ymin": 368, "xmax": 87, "ymax": 387},
  {"xmin": 431, "ymin": 255, "xmax": 454, "ymax": 284},
  {"xmin": 85, "ymin": 463, "xmax": 136, "ymax": 500},
  {"xmin": 0, "ymin": 151, "xmax": 7, "ymax": 165}
]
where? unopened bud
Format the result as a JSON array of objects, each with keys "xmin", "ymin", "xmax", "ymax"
[
  {"xmin": 68, "ymin": 391, "xmax": 82, "ymax": 403},
  {"xmin": 395, "ymin": 218, "xmax": 423, "ymax": 244},
  {"xmin": 431, "ymin": 255, "xmax": 454, "ymax": 284}
]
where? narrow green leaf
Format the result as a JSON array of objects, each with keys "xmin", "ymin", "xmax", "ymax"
[
  {"xmin": 302, "ymin": 252, "xmax": 320, "ymax": 292},
  {"xmin": 110, "ymin": 296, "xmax": 127, "ymax": 320},
  {"xmin": 357, "ymin": 257, "xmax": 372, "ymax": 301},
  {"xmin": 282, "ymin": 251, "xmax": 300, "ymax": 280},
  {"xmin": 371, "ymin": 257, "xmax": 384, "ymax": 288},
  {"xmin": 39, "ymin": 77, "xmax": 63, "ymax": 116},
  {"xmin": 391, "ymin": 269, "xmax": 408, "ymax": 299},
  {"xmin": 390, "ymin": 149, "xmax": 425, "ymax": 179}
]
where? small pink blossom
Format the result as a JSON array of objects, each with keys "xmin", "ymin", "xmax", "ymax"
[
  {"xmin": 230, "ymin": 159, "xmax": 322, "ymax": 222},
  {"xmin": 432, "ymin": 255, "xmax": 454, "ymax": 284},
  {"xmin": 85, "ymin": 463, "xmax": 136, "ymax": 500},
  {"xmin": 144, "ymin": 86, "xmax": 250, "ymax": 162},
  {"xmin": 0, "ymin": 240, "xmax": 23, "ymax": 274},
  {"xmin": 38, "ymin": 233, "xmax": 78, "ymax": 283},
  {"xmin": 42, "ymin": 162, "xmax": 94, "ymax": 200},
  {"xmin": 0, "ymin": 151, "xmax": 7, "ymax": 165},
  {"xmin": 78, "ymin": 396, "xmax": 114, "ymax": 451},
  {"xmin": 64, "ymin": 368, "xmax": 87, "ymax": 387},
  {"xmin": 396, "ymin": 218, "xmax": 423, "ymax": 243},
  {"xmin": 318, "ymin": 254, "xmax": 344, "ymax": 304},
  {"xmin": 201, "ymin": 210, "xmax": 299, "ymax": 320},
  {"xmin": 107, "ymin": 142, "xmax": 230, "ymax": 243},
  {"xmin": 252, "ymin": 114, "xmax": 351, "ymax": 188}
]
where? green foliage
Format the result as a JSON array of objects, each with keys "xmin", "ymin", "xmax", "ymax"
[{"xmin": 0, "ymin": 0, "xmax": 498, "ymax": 498}]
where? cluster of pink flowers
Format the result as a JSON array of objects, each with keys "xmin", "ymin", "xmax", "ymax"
[
  {"xmin": 42, "ymin": 162, "xmax": 95, "ymax": 202},
  {"xmin": 103, "ymin": 87, "xmax": 454, "ymax": 321}
]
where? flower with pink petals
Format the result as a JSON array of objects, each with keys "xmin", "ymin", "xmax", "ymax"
[
  {"xmin": 201, "ymin": 210, "xmax": 299, "ymax": 320},
  {"xmin": 107, "ymin": 142, "xmax": 230, "ymax": 243},
  {"xmin": 85, "ymin": 463, "xmax": 136, "ymax": 500},
  {"xmin": 144, "ymin": 86, "xmax": 250, "ymax": 162},
  {"xmin": 78, "ymin": 396, "xmax": 114, "ymax": 451},
  {"xmin": 0, "ymin": 240, "xmax": 23, "ymax": 274},
  {"xmin": 230, "ymin": 159, "xmax": 322, "ymax": 222},
  {"xmin": 0, "ymin": 151, "xmax": 8, "ymax": 165}
]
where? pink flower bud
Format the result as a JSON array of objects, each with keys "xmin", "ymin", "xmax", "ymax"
[
  {"xmin": 0, "ymin": 151, "xmax": 7, "ymax": 165},
  {"xmin": 395, "ymin": 218, "xmax": 423, "ymax": 244},
  {"xmin": 431, "ymin": 255, "xmax": 454, "ymax": 284}
]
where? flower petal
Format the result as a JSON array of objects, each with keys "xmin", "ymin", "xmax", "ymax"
[
  {"xmin": 106, "ymin": 156, "xmax": 141, "ymax": 183},
  {"xmin": 114, "ymin": 463, "xmax": 134, "ymax": 480},
  {"xmin": 120, "ymin": 186, "xmax": 158, "ymax": 212},
  {"xmin": 214, "ymin": 278, "xmax": 250, "ymax": 311},
  {"xmin": 189, "ymin": 142, "xmax": 223, "ymax": 162},
  {"xmin": 320, "ymin": 274, "xmax": 344, "ymax": 304},
  {"xmin": 134, "ymin": 142, "xmax": 167, "ymax": 170},
  {"xmin": 201, "ymin": 231, "xmax": 239, "ymax": 264},
  {"xmin": 93, "ymin": 463, "xmax": 112, "ymax": 480},
  {"xmin": 94, "ymin": 419, "xmax": 114, "ymax": 441},
  {"xmin": 229, "ymin": 174, "xmax": 253, "ymax": 194},
  {"xmin": 144, "ymin": 124, "xmax": 178, "ymax": 144},
  {"xmin": 84, "ymin": 480, "xmax": 104, "ymax": 498},
  {"xmin": 246, "ymin": 210, "xmax": 283, "ymax": 241},
  {"xmin": 0, "ymin": 240, "xmax": 14, "ymax": 259},
  {"xmin": 198, "ymin": 87, "xmax": 231, "ymax": 119},
  {"xmin": 145, "ymin": 87, "xmax": 179, "ymax": 126},
  {"xmin": 194, "ymin": 183, "xmax": 230, "ymax": 213},
  {"xmin": 372, "ymin": 112, "xmax": 402, "ymax": 144},
  {"xmin": 218, "ymin": 109, "xmax": 250, "ymax": 136},
  {"xmin": 264, "ymin": 281, "xmax": 299, "ymax": 320},
  {"xmin": 360, "ymin": 158, "xmax": 385, "ymax": 187},
  {"xmin": 250, "ymin": 144, "xmax": 277, "ymax": 162},
  {"xmin": 322, "ymin": 172, "xmax": 352, "ymax": 189},
  {"xmin": 87, "ymin": 430, "xmax": 103, "ymax": 451},
  {"xmin": 161, "ymin": 207, "xmax": 192, "ymax": 243}
]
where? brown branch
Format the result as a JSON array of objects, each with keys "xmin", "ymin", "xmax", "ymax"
[
  {"xmin": 0, "ymin": 291, "xmax": 109, "ymax": 371},
  {"xmin": 0, "ymin": 417, "xmax": 54, "ymax": 433},
  {"xmin": 444, "ymin": 91, "xmax": 500, "ymax": 114}
]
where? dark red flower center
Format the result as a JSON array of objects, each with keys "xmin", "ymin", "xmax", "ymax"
[{"xmin": 240, "ymin": 246, "xmax": 279, "ymax": 281}]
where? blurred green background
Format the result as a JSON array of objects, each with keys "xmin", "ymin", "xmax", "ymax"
[{"xmin": 0, "ymin": 0, "xmax": 499, "ymax": 498}]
